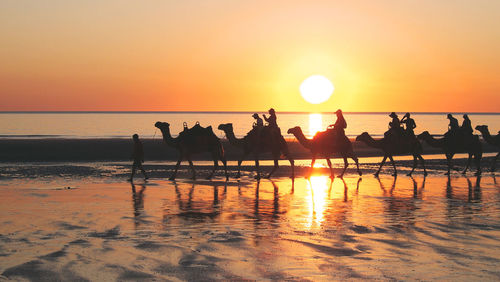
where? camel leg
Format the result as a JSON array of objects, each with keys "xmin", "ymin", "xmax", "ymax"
[
  {"xmin": 221, "ymin": 157, "xmax": 228, "ymax": 181},
  {"xmin": 170, "ymin": 157, "xmax": 183, "ymax": 180},
  {"xmin": 286, "ymin": 153, "xmax": 295, "ymax": 179},
  {"xmin": 339, "ymin": 157, "xmax": 348, "ymax": 178},
  {"xmin": 351, "ymin": 155, "xmax": 362, "ymax": 176},
  {"xmin": 474, "ymin": 151, "xmax": 482, "ymax": 176},
  {"xmin": 309, "ymin": 154, "xmax": 317, "ymax": 178},
  {"xmin": 237, "ymin": 151, "xmax": 249, "ymax": 178},
  {"xmin": 375, "ymin": 156, "xmax": 388, "ymax": 177},
  {"xmin": 418, "ymin": 154, "xmax": 427, "ymax": 176},
  {"xmin": 254, "ymin": 153, "xmax": 261, "ymax": 179},
  {"xmin": 187, "ymin": 157, "xmax": 196, "ymax": 180},
  {"xmin": 491, "ymin": 152, "xmax": 499, "ymax": 172},
  {"xmin": 445, "ymin": 153, "xmax": 453, "ymax": 175},
  {"xmin": 207, "ymin": 157, "xmax": 218, "ymax": 180},
  {"xmin": 463, "ymin": 153, "xmax": 473, "ymax": 174},
  {"xmin": 408, "ymin": 155, "xmax": 417, "ymax": 176},
  {"xmin": 388, "ymin": 155, "xmax": 397, "ymax": 176},
  {"xmin": 326, "ymin": 158, "xmax": 334, "ymax": 179},
  {"xmin": 267, "ymin": 157, "xmax": 279, "ymax": 179}
]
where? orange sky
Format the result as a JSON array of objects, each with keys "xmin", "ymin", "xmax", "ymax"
[{"xmin": 1, "ymin": 1, "xmax": 499, "ymax": 112}]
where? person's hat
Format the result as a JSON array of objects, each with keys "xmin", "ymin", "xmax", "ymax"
[
  {"xmin": 335, "ymin": 109, "xmax": 342, "ymax": 114},
  {"xmin": 252, "ymin": 113, "xmax": 259, "ymax": 118},
  {"xmin": 404, "ymin": 112, "xmax": 410, "ymax": 117},
  {"xmin": 447, "ymin": 114, "xmax": 453, "ymax": 119},
  {"xmin": 389, "ymin": 112, "xmax": 397, "ymax": 118},
  {"xmin": 269, "ymin": 108, "xmax": 275, "ymax": 113},
  {"xmin": 133, "ymin": 134, "xmax": 139, "ymax": 139}
]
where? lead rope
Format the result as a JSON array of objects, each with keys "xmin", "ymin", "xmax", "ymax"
[{"xmin": 152, "ymin": 128, "xmax": 157, "ymax": 140}]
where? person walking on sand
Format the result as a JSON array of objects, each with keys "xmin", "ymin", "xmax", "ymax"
[{"xmin": 129, "ymin": 134, "xmax": 148, "ymax": 182}]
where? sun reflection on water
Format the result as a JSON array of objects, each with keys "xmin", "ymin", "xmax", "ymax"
[
  {"xmin": 306, "ymin": 175, "xmax": 330, "ymax": 228},
  {"xmin": 309, "ymin": 113, "xmax": 323, "ymax": 137}
]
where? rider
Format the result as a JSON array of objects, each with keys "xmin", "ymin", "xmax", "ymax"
[
  {"xmin": 329, "ymin": 109, "xmax": 347, "ymax": 142},
  {"xmin": 447, "ymin": 114, "xmax": 459, "ymax": 132},
  {"xmin": 400, "ymin": 112, "xmax": 416, "ymax": 137},
  {"xmin": 461, "ymin": 114, "xmax": 473, "ymax": 135},
  {"xmin": 252, "ymin": 113, "xmax": 263, "ymax": 127},
  {"xmin": 384, "ymin": 112, "xmax": 402, "ymax": 138},
  {"xmin": 263, "ymin": 108, "xmax": 278, "ymax": 128}
]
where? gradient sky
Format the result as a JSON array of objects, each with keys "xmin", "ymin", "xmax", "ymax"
[{"xmin": 1, "ymin": 0, "xmax": 499, "ymax": 112}]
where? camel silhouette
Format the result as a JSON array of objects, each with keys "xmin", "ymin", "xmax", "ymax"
[
  {"xmin": 287, "ymin": 126, "xmax": 361, "ymax": 178},
  {"xmin": 217, "ymin": 123, "xmax": 294, "ymax": 179},
  {"xmin": 356, "ymin": 132, "xmax": 427, "ymax": 177},
  {"xmin": 418, "ymin": 131, "xmax": 482, "ymax": 175},
  {"xmin": 155, "ymin": 122, "xmax": 228, "ymax": 180},
  {"xmin": 475, "ymin": 125, "xmax": 499, "ymax": 172}
]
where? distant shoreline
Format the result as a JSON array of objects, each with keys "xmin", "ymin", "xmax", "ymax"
[{"xmin": 1, "ymin": 111, "xmax": 499, "ymax": 115}]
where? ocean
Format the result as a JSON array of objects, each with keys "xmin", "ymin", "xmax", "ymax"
[{"xmin": 0, "ymin": 112, "xmax": 499, "ymax": 139}]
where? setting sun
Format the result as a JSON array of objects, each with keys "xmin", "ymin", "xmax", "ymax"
[{"xmin": 299, "ymin": 75, "xmax": 335, "ymax": 104}]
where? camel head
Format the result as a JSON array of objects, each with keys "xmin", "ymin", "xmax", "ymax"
[
  {"xmin": 154, "ymin": 121, "xmax": 170, "ymax": 130},
  {"xmin": 475, "ymin": 125, "xmax": 488, "ymax": 132},
  {"xmin": 217, "ymin": 123, "xmax": 233, "ymax": 132},
  {"xmin": 287, "ymin": 126, "xmax": 302, "ymax": 135},
  {"xmin": 417, "ymin": 131, "xmax": 431, "ymax": 140},
  {"xmin": 355, "ymin": 132, "xmax": 370, "ymax": 142}
]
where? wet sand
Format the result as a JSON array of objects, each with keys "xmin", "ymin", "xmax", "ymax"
[{"xmin": 1, "ymin": 171, "xmax": 500, "ymax": 280}]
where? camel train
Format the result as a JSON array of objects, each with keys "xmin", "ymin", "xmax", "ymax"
[{"xmin": 154, "ymin": 111, "xmax": 497, "ymax": 180}]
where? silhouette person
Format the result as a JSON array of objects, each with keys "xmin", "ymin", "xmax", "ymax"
[
  {"xmin": 328, "ymin": 109, "xmax": 347, "ymax": 142},
  {"xmin": 400, "ymin": 112, "xmax": 416, "ymax": 137},
  {"xmin": 461, "ymin": 114, "xmax": 473, "ymax": 135},
  {"xmin": 252, "ymin": 113, "xmax": 263, "ymax": 127},
  {"xmin": 385, "ymin": 112, "xmax": 402, "ymax": 139},
  {"xmin": 129, "ymin": 134, "xmax": 148, "ymax": 182},
  {"xmin": 447, "ymin": 114, "xmax": 459, "ymax": 132},
  {"xmin": 263, "ymin": 108, "xmax": 278, "ymax": 128}
]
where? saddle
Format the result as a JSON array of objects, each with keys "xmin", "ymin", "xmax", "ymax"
[{"xmin": 179, "ymin": 121, "xmax": 215, "ymax": 139}]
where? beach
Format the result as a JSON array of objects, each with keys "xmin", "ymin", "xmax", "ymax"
[{"xmin": 1, "ymin": 172, "xmax": 500, "ymax": 280}]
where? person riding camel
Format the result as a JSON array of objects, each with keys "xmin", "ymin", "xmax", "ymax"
[
  {"xmin": 461, "ymin": 114, "xmax": 473, "ymax": 135},
  {"xmin": 400, "ymin": 112, "xmax": 416, "ymax": 138},
  {"xmin": 263, "ymin": 108, "xmax": 282, "ymax": 145},
  {"xmin": 263, "ymin": 108, "xmax": 278, "ymax": 128},
  {"xmin": 447, "ymin": 114, "xmax": 459, "ymax": 132},
  {"xmin": 327, "ymin": 109, "xmax": 347, "ymax": 143},
  {"xmin": 252, "ymin": 113, "xmax": 263, "ymax": 127},
  {"xmin": 384, "ymin": 112, "xmax": 402, "ymax": 138}
]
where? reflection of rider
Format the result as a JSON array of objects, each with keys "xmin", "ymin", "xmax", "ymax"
[{"xmin": 400, "ymin": 112, "xmax": 416, "ymax": 137}]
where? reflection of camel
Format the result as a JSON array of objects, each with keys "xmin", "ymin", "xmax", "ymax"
[
  {"xmin": 217, "ymin": 123, "xmax": 294, "ymax": 179},
  {"xmin": 475, "ymin": 125, "xmax": 499, "ymax": 172},
  {"xmin": 287, "ymin": 126, "xmax": 361, "ymax": 178},
  {"xmin": 155, "ymin": 122, "xmax": 228, "ymax": 180},
  {"xmin": 466, "ymin": 176, "xmax": 482, "ymax": 202},
  {"xmin": 418, "ymin": 131, "xmax": 482, "ymax": 175},
  {"xmin": 410, "ymin": 176, "xmax": 426, "ymax": 199},
  {"xmin": 356, "ymin": 132, "xmax": 426, "ymax": 177}
]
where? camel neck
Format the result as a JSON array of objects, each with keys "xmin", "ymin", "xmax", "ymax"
[
  {"xmin": 159, "ymin": 127, "xmax": 177, "ymax": 147},
  {"xmin": 292, "ymin": 129, "xmax": 312, "ymax": 149},
  {"xmin": 223, "ymin": 129, "xmax": 243, "ymax": 147}
]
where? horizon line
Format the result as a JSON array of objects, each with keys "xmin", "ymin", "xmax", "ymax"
[{"xmin": 0, "ymin": 110, "xmax": 499, "ymax": 115}]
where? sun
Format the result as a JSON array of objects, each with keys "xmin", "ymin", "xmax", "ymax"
[{"xmin": 300, "ymin": 75, "xmax": 334, "ymax": 104}]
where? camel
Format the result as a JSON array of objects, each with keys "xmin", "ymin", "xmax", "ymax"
[
  {"xmin": 217, "ymin": 123, "xmax": 294, "ymax": 179},
  {"xmin": 287, "ymin": 126, "xmax": 361, "ymax": 178},
  {"xmin": 418, "ymin": 131, "xmax": 482, "ymax": 175},
  {"xmin": 356, "ymin": 132, "xmax": 427, "ymax": 177},
  {"xmin": 475, "ymin": 125, "xmax": 499, "ymax": 172},
  {"xmin": 155, "ymin": 122, "xmax": 228, "ymax": 180}
]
